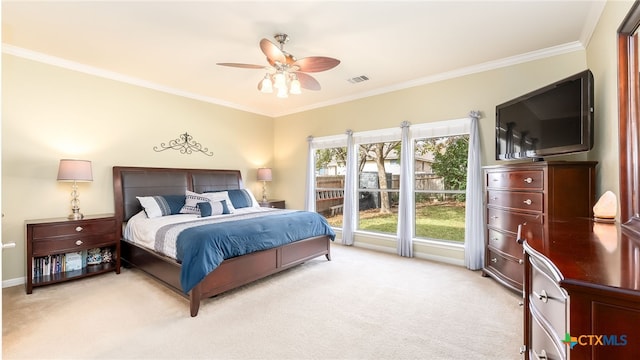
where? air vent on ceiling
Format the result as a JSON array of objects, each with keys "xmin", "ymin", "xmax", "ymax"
[{"xmin": 347, "ymin": 75, "xmax": 370, "ymax": 84}]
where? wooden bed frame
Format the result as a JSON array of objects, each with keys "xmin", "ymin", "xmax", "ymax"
[{"xmin": 112, "ymin": 166, "xmax": 331, "ymax": 317}]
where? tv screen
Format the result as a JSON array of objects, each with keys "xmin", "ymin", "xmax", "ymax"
[{"xmin": 495, "ymin": 70, "xmax": 594, "ymax": 160}]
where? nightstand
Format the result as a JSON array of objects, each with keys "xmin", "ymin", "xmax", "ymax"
[
  {"xmin": 259, "ymin": 199, "xmax": 285, "ymax": 209},
  {"xmin": 25, "ymin": 214, "xmax": 120, "ymax": 294}
]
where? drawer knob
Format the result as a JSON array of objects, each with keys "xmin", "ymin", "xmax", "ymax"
[
  {"xmin": 534, "ymin": 289, "xmax": 549, "ymax": 303},
  {"xmin": 491, "ymin": 215, "xmax": 498, "ymax": 220},
  {"xmin": 518, "ymin": 259, "xmax": 524, "ymax": 265},
  {"xmin": 533, "ymin": 349, "xmax": 547, "ymax": 360},
  {"xmin": 75, "ymin": 240, "xmax": 83, "ymax": 246},
  {"xmin": 491, "ymin": 257, "xmax": 498, "ymax": 263},
  {"xmin": 523, "ymin": 199, "xmax": 532, "ymax": 205},
  {"xmin": 524, "ymin": 177, "xmax": 533, "ymax": 184},
  {"xmin": 491, "ymin": 196, "xmax": 498, "ymax": 201},
  {"xmin": 491, "ymin": 237, "xmax": 499, "ymax": 242},
  {"xmin": 75, "ymin": 226, "xmax": 83, "ymax": 232}
]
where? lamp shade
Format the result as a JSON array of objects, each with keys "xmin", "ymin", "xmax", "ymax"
[
  {"xmin": 57, "ymin": 159, "xmax": 93, "ymax": 181},
  {"xmin": 257, "ymin": 168, "xmax": 272, "ymax": 182}
]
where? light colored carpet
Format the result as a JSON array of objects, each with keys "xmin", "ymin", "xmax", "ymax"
[{"xmin": 2, "ymin": 244, "xmax": 522, "ymax": 359}]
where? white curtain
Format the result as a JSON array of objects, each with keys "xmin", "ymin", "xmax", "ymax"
[
  {"xmin": 464, "ymin": 111, "xmax": 485, "ymax": 270},
  {"xmin": 397, "ymin": 121, "xmax": 414, "ymax": 257},
  {"xmin": 304, "ymin": 136, "xmax": 315, "ymax": 212},
  {"xmin": 341, "ymin": 130, "xmax": 356, "ymax": 245}
]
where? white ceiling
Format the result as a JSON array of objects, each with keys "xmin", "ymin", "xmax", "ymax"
[{"xmin": 2, "ymin": 1, "xmax": 606, "ymax": 118}]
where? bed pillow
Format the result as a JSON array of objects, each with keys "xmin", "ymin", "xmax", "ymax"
[
  {"xmin": 197, "ymin": 200, "xmax": 230, "ymax": 217},
  {"xmin": 202, "ymin": 191, "xmax": 237, "ymax": 213},
  {"xmin": 207, "ymin": 189, "xmax": 257, "ymax": 209},
  {"xmin": 181, "ymin": 190, "xmax": 236, "ymax": 215},
  {"xmin": 136, "ymin": 195, "xmax": 185, "ymax": 218}
]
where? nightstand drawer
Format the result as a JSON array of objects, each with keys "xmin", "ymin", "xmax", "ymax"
[
  {"xmin": 32, "ymin": 232, "xmax": 118, "ymax": 256},
  {"xmin": 31, "ymin": 218, "xmax": 116, "ymax": 239}
]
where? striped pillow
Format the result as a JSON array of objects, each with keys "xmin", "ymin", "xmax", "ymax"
[{"xmin": 136, "ymin": 195, "xmax": 185, "ymax": 218}]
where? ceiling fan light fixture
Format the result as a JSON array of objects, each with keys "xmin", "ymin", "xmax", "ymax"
[
  {"xmin": 277, "ymin": 86, "xmax": 288, "ymax": 98},
  {"xmin": 274, "ymin": 72, "xmax": 286, "ymax": 89},
  {"xmin": 219, "ymin": 33, "xmax": 339, "ymax": 99},
  {"xmin": 260, "ymin": 74, "xmax": 273, "ymax": 93},
  {"xmin": 290, "ymin": 76, "xmax": 301, "ymax": 95}
]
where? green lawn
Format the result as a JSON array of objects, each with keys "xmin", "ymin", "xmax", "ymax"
[{"xmin": 325, "ymin": 201, "xmax": 466, "ymax": 242}]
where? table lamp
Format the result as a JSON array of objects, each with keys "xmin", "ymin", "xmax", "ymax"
[
  {"xmin": 257, "ymin": 168, "xmax": 272, "ymax": 203},
  {"xmin": 57, "ymin": 159, "xmax": 93, "ymax": 219}
]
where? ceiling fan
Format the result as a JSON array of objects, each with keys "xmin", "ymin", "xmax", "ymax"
[{"xmin": 217, "ymin": 33, "xmax": 340, "ymax": 98}]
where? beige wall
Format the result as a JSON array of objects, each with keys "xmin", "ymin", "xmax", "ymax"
[
  {"xmin": 2, "ymin": 0, "xmax": 632, "ymax": 282},
  {"xmin": 1, "ymin": 55, "xmax": 273, "ymax": 281},
  {"xmin": 586, "ymin": 0, "xmax": 635, "ymax": 200}
]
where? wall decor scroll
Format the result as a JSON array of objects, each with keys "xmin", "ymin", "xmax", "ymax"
[{"xmin": 153, "ymin": 132, "xmax": 213, "ymax": 156}]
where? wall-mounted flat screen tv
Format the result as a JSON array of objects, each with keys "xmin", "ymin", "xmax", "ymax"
[{"xmin": 495, "ymin": 69, "xmax": 594, "ymax": 161}]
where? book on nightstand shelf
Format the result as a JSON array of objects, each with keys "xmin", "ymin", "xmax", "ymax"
[{"xmin": 31, "ymin": 247, "xmax": 113, "ymax": 279}]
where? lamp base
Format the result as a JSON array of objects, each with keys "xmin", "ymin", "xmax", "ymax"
[{"xmin": 68, "ymin": 209, "xmax": 84, "ymax": 220}]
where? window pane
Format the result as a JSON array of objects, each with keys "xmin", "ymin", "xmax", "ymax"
[
  {"xmin": 357, "ymin": 141, "xmax": 400, "ymax": 235},
  {"xmin": 314, "ymin": 147, "xmax": 346, "ymax": 227},
  {"xmin": 415, "ymin": 191, "xmax": 466, "ymax": 242},
  {"xmin": 414, "ymin": 135, "xmax": 469, "ymax": 242}
]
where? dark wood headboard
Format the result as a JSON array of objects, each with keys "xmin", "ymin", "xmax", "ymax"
[{"xmin": 112, "ymin": 166, "xmax": 244, "ymax": 226}]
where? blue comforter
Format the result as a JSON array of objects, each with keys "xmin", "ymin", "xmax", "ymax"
[{"xmin": 175, "ymin": 211, "xmax": 335, "ymax": 293}]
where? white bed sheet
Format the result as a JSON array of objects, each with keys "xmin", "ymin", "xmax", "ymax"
[{"xmin": 123, "ymin": 206, "xmax": 280, "ymax": 259}]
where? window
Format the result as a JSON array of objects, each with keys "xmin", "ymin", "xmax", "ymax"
[
  {"xmin": 309, "ymin": 118, "xmax": 470, "ymax": 245},
  {"xmin": 414, "ymin": 135, "xmax": 468, "ymax": 242},
  {"xmin": 314, "ymin": 146, "xmax": 346, "ymax": 227},
  {"xmin": 357, "ymin": 141, "xmax": 401, "ymax": 235}
]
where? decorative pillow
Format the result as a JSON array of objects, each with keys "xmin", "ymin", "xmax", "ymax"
[
  {"xmin": 207, "ymin": 189, "xmax": 256, "ymax": 209},
  {"xmin": 137, "ymin": 195, "xmax": 185, "ymax": 218},
  {"xmin": 197, "ymin": 200, "xmax": 231, "ymax": 217},
  {"xmin": 203, "ymin": 191, "xmax": 237, "ymax": 213},
  {"xmin": 181, "ymin": 190, "xmax": 236, "ymax": 215}
]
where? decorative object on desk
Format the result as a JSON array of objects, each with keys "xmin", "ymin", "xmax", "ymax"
[
  {"xmin": 86, "ymin": 248, "xmax": 102, "ymax": 265},
  {"xmin": 257, "ymin": 168, "xmax": 272, "ymax": 203},
  {"xmin": 153, "ymin": 132, "xmax": 213, "ymax": 156},
  {"xmin": 593, "ymin": 190, "xmax": 617, "ymax": 221},
  {"xmin": 57, "ymin": 159, "xmax": 93, "ymax": 220}
]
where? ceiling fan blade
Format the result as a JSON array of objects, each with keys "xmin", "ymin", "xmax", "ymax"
[
  {"xmin": 295, "ymin": 72, "xmax": 321, "ymax": 91},
  {"xmin": 216, "ymin": 63, "xmax": 266, "ymax": 69},
  {"xmin": 293, "ymin": 57, "xmax": 340, "ymax": 73},
  {"xmin": 260, "ymin": 38, "xmax": 285, "ymax": 65}
]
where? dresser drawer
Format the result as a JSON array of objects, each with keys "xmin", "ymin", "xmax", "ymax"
[
  {"xmin": 487, "ymin": 190, "xmax": 543, "ymax": 212},
  {"xmin": 529, "ymin": 252, "xmax": 566, "ymax": 337},
  {"xmin": 487, "ymin": 228, "xmax": 522, "ymax": 258},
  {"xmin": 31, "ymin": 232, "xmax": 118, "ymax": 256},
  {"xmin": 530, "ymin": 310, "xmax": 565, "ymax": 360},
  {"xmin": 487, "ymin": 207, "xmax": 543, "ymax": 236},
  {"xmin": 486, "ymin": 170, "xmax": 544, "ymax": 191},
  {"xmin": 31, "ymin": 218, "xmax": 117, "ymax": 239},
  {"xmin": 486, "ymin": 249, "xmax": 523, "ymax": 285}
]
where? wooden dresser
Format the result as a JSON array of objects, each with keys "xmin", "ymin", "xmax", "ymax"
[
  {"xmin": 482, "ymin": 161, "xmax": 597, "ymax": 292},
  {"xmin": 522, "ymin": 219, "xmax": 640, "ymax": 360}
]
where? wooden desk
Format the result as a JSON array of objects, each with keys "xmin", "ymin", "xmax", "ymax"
[{"xmin": 522, "ymin": 218, "xmax": 640, "ymax": 359}]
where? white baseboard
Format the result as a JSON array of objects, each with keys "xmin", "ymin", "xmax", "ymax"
[
  {"xmin": 351, "ymin": 241, "xmax": 465, "ymax": 267},
  {"xmin": 3, "ymin": 277, "xmax": 25, "ymax": 289}
]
